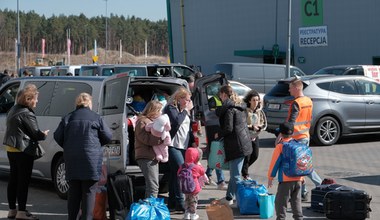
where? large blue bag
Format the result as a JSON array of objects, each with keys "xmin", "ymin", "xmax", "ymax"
[
  {"xmin": 282, "ymin": 139, "xmax": 313, "ymax": 177},
  {"xmin": 236, "ymin": 180, "xmax": 268, "ymax": 215},
  {"xmin": 208, "ymin": 140, "xmax": 229, "ymax": 170},
  {"xmin": 126, "ymin": 197, "xmax": 170, "ymax": 220}
]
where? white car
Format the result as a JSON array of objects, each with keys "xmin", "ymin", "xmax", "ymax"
[{"xmin": 229, "ymin": 80, "xmax": 264, "ymax": 102}]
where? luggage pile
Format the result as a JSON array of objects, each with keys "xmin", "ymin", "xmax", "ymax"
[{"xmin": 310, "ymin": 179, "xmax": 372, "ymax": 220}]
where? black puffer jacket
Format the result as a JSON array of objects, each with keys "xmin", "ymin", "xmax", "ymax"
[
  {"xmin": 216, "ymin": 99, "xmax": 252, "ymax": 162},
  {"xmin": 3, "ymin": 104, "xmax": 46, "ymax": 151}
]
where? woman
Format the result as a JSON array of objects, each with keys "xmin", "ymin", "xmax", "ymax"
[
  {"xmin": 163, "ymin": 87, "xmax": 196, "ymax": 212},
  {"xmin": 134, "ymin": 100, "xmax": 165, "ymax": 198},
  {"xmin": 54, "ymin": 93, "xmax": 112, "ymax": 220},
  {"xmin": 242, "ymin": 89, "xmax": 267, "ymax": 180},
  {"xmin": 215, "ymin": 85, "xmax": 252, "ymax": 206},
  {"xmin": 3, "ymin": 84, "xmax": 49, "ymax": 220}
]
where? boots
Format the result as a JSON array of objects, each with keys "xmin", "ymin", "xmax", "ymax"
[
  {"xmin": 15, "ymin": 210, "xmax": 39, "ymax": 220},
  {"xmin": 7, "ymin": 209, "xmax": 17, "ymax": 219}
]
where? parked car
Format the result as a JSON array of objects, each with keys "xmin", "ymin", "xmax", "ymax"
[
  {"xmin": 0, "ymin": 75, "xmax": 188, "ymax": 199},
  {"xmin": 229, "ymin": 80, "xmax": 264, "ymax": 101},
  {"xmin": 19, "ymin": 66, "xmax": 52, "ymax": 77},
  {"xmin": 214, "ymin": 62, "xmax": 306, "ymax": 93},
  {"xmin": 263, "ymin": 75, "xmax": 380, "ymax": 146},
  {"xmin": 79, "ymin": 63, "xmax": 195, "ymax": 80},
  {"xmin": 49, "ymin": 65, "xmax": 81, "ymax": 76},
  {"xmin": 313, "ymin": 65, "xmax": 380, "ymax": 82}
]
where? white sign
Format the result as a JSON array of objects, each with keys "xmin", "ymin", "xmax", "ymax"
[{"xmin": 299, "ymin": 26, "xmax": 328, "ymax": 47}]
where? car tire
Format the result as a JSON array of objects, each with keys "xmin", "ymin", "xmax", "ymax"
[
  {"xmin": 313, "ymin": 116, "xmax": 340, "ymax": 146},
  {"xmin": 53, "ymin": 156, "xmax": 69, "ymax": 200}
]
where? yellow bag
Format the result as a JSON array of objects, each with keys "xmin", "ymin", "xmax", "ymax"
[{"xmin": 206, "ymin": 200, "xmax": 234, "ymax": 220}]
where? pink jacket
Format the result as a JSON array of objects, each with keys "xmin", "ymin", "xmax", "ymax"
[{"xmin": 178, "ymin": 147, "xmax": 205, "ymax": 195}]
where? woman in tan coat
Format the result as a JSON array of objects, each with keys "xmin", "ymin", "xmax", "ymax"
[{"xmin": 134, "ymin": 100, "xmax": 164, "ymax": 198}]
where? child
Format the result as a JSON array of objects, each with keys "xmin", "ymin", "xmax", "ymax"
[
  {"xmin": 267, "ymin": 122, "xmax": 303, "ymax": 220},
  {"xmin": 178, "ymin": 147, "xmax": 205, "ymax": 220}
]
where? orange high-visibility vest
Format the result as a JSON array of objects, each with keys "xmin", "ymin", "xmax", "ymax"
[{"xmin": 287, "ymin": 96, "xmax": 313, "ymax": 140}]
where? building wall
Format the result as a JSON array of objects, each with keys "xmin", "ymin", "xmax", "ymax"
[{"xmin": 168, "ymin": 0, "xmax": 380, "ymax": 75}]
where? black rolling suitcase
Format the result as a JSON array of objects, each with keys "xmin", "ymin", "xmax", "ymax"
[
  {"xmin": 107, "ymin": 170, "xmax": 134, "ymax": 220},
  {"xmin": 311, "ymin": 184, "xmax": 344, "ymax": 212},
  {"xmin": 324, "ymin": 188, "xmax": 372, "ymax": 219}
]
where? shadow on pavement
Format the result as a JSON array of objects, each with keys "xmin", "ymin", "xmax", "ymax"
[{"xmin": 344, "ymin": 175, "xmax": 380, "ymax": 186}]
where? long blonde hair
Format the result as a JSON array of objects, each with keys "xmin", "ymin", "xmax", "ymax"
[
  {"xmin": 141, "ymin": 100, "xmax": 163, "ymax": 119},
  {"xmin": 167, "ymin": 87, "xmax": 191, "ymax": 107}
]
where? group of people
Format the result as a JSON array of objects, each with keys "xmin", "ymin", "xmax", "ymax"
[{"xmin": 2, "ymin": 74, "xmax": 321, "ymax": 220}]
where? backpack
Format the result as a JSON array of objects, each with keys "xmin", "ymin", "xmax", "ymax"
[
  {"xmin": 281, "ymin": 139, "xmax": 313, "ymax": 177},
  {"xmin": 178, "ymin": 163, "xmax": 196, "ymax": 194}
]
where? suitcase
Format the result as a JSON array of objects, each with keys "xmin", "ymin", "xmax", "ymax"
[
  {"xmin": 324, "ymin": 189, "xmax": 372, "ymax": 220},
  {"xmin": 107, "ymin": 170, "xmax": 134, "ymax": 220},
  {"xmin": 311, "ymin": 184, "xmax": 344, "ymax": 212}
]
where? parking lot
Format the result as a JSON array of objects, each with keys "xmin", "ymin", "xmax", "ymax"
[{"xmin": 0, "ymin": 131, "xmax": 379, "ymax": 219}]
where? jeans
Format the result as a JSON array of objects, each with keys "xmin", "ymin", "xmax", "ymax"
[
  {"xmin": 168, "ymin": 146, "xmax": 186, "ymax": 209},
  {"xmin": 297, "ymin": 138, "xmax": 322, "ymax": 194},
  {"xmin": 137, "ymin": 159, "xmax": 159, "ymax": 198},
  {"xmin": 206, "ymin": 167, "xmax": 225, "ymax": 184},
  {"xmin": 226, "ymin": 157, "xmax": 244, "ymax": 200}
]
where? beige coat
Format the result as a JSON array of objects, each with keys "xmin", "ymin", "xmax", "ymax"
[{"xmin": 134, "ymin": 116, "xmax": 163, "ymax": 160}]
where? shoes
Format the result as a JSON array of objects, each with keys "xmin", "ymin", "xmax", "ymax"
[
  {"xmin": 183, "ymin": 212, "xmax": 190, "ymax": 220},
  {"xmin": 301, "ymin": 191, "xmax": 309, "ymax": 202},
  {"xmin": 190, "ymin": 213, "xmax": 199, "ymax": 220},
  {"xmin": 7, "ymin": 209, "xmax": 17, "ymax": 219},
  {"xmin": 217, "ymin": 181, "xmax": 228, "ymax": 190},
  {"xmin": 183, "ymin": 212, "xmax": 199, "ymax": 220},
  {"xmin": 206, "ymin": 177, "xmax": 217, "ymax": 186},
  {"xmin": 15, "ymin": 210, "xmax": 39, "ymax": 220},
  {"xmin": 243, "ymin": 175, "xmax": 253, "ymax": 181},
  {"xmin": 220, "ymin": 197, "xmax": 233, "ymax": 206}
]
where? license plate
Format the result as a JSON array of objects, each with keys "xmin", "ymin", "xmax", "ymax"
[
  {"xmin": 105, "ymin": 144, "xmax": 121, "ymax": 156},
  {"xmin": 268, "ymin": 104, "xmax": 280, "ymax": 110}
]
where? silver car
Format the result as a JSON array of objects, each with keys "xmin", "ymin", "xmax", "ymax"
[{"xmin": 263, "ymin": 75, "xmax": 380, "ymax": 146}]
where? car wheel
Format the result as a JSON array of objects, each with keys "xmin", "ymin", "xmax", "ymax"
[
  {"xmin": 313, "ymin": 116, "xmax": 340, "ymax": 146},
  {"xmin": 53, "ymin": 156, "xmax": 69, "ymax": 200}
]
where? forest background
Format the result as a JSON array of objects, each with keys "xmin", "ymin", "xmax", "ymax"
[{"xmin": 0, "ymin": 9, "xmax": 169, "ymax": 73}]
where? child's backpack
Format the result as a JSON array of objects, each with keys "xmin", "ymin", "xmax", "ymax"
[
  {"xmin": 281, "ymin": 139, "xmax": 313, "ymax": 177},
  {"xmin": 178, "ymin": 163, "xmax": 196, "ymax": 194}
]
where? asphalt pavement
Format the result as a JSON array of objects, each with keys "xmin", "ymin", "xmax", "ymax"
[{"xmin": 0, "ymin": 131, "xmax": 379, "ymax": 220}]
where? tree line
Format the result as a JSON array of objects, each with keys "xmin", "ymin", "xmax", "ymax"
[{"xmin": 0, "ymin": 9, "xmax": 169, "ymax": 57}]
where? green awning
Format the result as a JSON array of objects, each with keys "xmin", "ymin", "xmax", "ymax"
[{"xmin": 234, "ymin": 49, "xmax": 286, "ymax": 58}]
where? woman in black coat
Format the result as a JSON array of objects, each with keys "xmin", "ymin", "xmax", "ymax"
[
  {"xmin": 215, "ymin": 85, "xmax": 252, "ymax": 206},
  {"xmin": 3, "ymin": 84, "xmax": 49, "ymax": 220},
  {"xmin": 54, "ymin": 93, "xmax": 112, "ymax": 220}
]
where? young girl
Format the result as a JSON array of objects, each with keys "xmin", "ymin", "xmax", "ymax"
[{"xmin": 178, "ymin": 147, "xmax": 205, "ymax": 220}]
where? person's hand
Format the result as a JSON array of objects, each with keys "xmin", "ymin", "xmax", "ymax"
[
  {"xmin": 43, "ymin": 130, "xmax": 50, "ymax": 136},
  {"xmin": 186, "ymin": 100, "xmax": 194, "ymax": 111},
  {"xmin": 268, "ymin": 179, "xmax": 273, "ymax": 188},
  {"xmin": 214, "ymin": 133, "xmax": 219, "ymax": 139}
]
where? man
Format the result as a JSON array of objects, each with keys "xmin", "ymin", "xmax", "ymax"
[
  {"xmin": 285, "ymin": 78, "xmax": 322, "ymax": 201},
  {"xmin": 0, "ymin": 69, "xmax": 11, "ymax": 86}
]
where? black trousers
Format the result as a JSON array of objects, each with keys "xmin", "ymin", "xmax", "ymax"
[
  {"xmin": 67, "ymin": 179, "xmax": 98, "ymax": 220},
  {"xmin": 7, "ymin": 152, "xmax": 34, "ymax": 211},
  {"xmin": 241, "ymin": 139, "xmax": 260, "ymax": 177}
]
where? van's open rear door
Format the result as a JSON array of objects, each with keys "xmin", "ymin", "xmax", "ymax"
[
  {"xmin": 193, "ymin": 73, "xmax": 228, "ymax": 153},
  {"xmin": 100, "ymin": 74, "xmax": 130, "ymax": 173}
]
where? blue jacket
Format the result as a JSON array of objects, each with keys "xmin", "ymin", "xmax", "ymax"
[{"xmin": 54, "ymin": 107, "xmax": 112, "ymax": 181}]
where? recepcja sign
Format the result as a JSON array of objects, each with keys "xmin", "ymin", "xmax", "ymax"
[{"xmin": 299, "ymin": 26, "xmax": 328, "ymax": 47}]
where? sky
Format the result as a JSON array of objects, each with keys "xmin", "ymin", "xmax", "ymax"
[{"xmin": 0, "ymin": 0, "xmax": 167, "ymax": 21}]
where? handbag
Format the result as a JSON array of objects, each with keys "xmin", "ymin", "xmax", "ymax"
[
  {"xmin": 236, "ymin": 180, "xmax": 268, "ymax": 215},
  {"xmin": 206, "ymin": 200, "xmax": 234, "ymax": 220},
  {"xmin": 127, "ymin": 197, "xmax": 170, "ymax": 220},
  {"xmin": 23, "ymin": 140, "xmax": 45, "ymax": 160},
  {"xmin": 208, "ymin": 139, "xmax": 229, "ymax": 170},
  {"xmin": 258, "ymin": 193, "xmax": 275, "ymax": 219}
]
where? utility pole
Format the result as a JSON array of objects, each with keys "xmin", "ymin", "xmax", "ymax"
[
  {"xmin": 286, "ymin": 0, "xmax": 292, "ymax": 78},
  {"xmin": 17, "ymin": 0, "xmax": 20, "ymax": 74}
]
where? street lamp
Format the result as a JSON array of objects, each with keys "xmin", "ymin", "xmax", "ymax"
[
  {"xmin": 17, "ymin": 0, "xmax": 20, "ymax": 74},
  {"xmin": 104, "ymin": 0, "xmax": 108, "ymax": 64}
]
